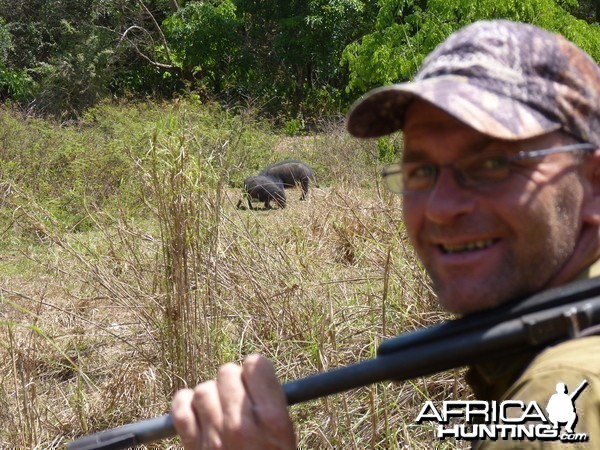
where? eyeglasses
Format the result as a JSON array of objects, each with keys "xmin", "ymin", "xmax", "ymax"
[{"xmin": 381, "ymin": 142, "xmax": 597, "ymax": 195}]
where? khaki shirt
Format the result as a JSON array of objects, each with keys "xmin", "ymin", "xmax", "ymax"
[{"xmin": 469, "ymin": 262, "xmax": 600, "ymax": 449}]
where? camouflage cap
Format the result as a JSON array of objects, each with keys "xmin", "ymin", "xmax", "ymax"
[{"xmin": 346, "ymin": 20, "xmax": 600, "ymax": 146}]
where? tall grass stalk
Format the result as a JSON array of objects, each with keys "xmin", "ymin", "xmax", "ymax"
[{"xmin": 0, "ymin": 100, "xmax": 469, "ymax": 449}]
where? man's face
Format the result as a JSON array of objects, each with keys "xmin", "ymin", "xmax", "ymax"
[{"xmin": 402, "ymin": 100, "xmax": 595, "ymax": 314}]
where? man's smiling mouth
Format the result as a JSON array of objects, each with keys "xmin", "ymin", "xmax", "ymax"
[{"xmin": 440, "ymin": 239, "xmax": 496, "ymax": 254}]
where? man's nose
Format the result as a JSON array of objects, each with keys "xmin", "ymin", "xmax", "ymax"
[{"xmin": 424, "ymin": 167, "xmax": 477, "ymax": 223}]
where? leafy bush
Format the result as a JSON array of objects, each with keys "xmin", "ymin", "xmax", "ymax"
[
  {"xmin": 0, "ymin": 63, "xmax": 34, "ymax": 101},
  {"xmin": 0, "ymin": 99, "xmax": 280, "ymax": 232},
  {"xmin": 31, "ymin": 29, "xmax": 115, "ymax": 120},
  {"xmin": 162, "ymin": 0, "xmax": 242, "ymax": 92},
  {"xmin": 342, "ymin": 0, "xmax": 600, "ymax": 93}
]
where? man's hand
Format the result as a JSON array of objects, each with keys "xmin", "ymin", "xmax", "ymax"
[{"xmin": 171, "ymin": 354, "xmax": 296, "ymax": 450}]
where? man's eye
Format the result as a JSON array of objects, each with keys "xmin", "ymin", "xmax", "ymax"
[
  {"xmin": 468, "ymin": 156, "xmax": 511, "ymax": 182},
  {"xmin": 405, "ymin": 164, "xmax": 436, "ymax": 179},
  {"xmin": 479, "ymin": 156, "xmax": 509, "ymax": 170},
  {"xmin": 402, "ymin": 164, "xmax": 437, "ymax": 191}
]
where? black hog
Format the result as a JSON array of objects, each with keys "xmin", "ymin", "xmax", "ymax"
[
  {"xmin": 260, "ymin": 160, "xmax": 318, "ymax": 200},
  {"xmin": 237, "ymin": 175, "xmax": 286, "ymax": 210}
]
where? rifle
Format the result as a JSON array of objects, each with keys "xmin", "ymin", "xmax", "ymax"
[
  {"xmin": 569, "ymin": 379, "xmax": 589, "ymax": 402},
  {"xmin": 67, "ymin": 276, "xmax": 600, "ymax": 450}
]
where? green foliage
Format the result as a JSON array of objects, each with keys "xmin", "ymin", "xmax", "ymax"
[
  {"xmin": 274, "ymin": 0, "xmax": 366, "ymax": 75},
  {"xmin": 0, "ymin": 17, "xmax": 34, "ymax": 100},
  {"xmin": 0, "ymin": 0, "xmax": 599, "ymax": 125},
  {"xmin": 0, "ymin": 106, "xmax": 136, "ymax": 231},
  {"xmin": 0, "ymin": 17, "xmax": 13, "ymax": 63},
  {"xmin": 341, "ymin": 0, "xmax": 458, "ymax": 92},
  {"xmin": 226, "ymin": 0, "xmax": 372, "ymax": 118},
  {"xmin": 163, "ymin": 0, "xmax": 242, "ymax": 92},
  {"xmin": 32, "ymin": 30, "xmax": 116, "ymax": 119},
  {"xmin": 0, "ymin": 0, "xmax": 122, "ymax": 118},
  {"xmin": 424, "ymin": 0, "xmax": 600, "ymax": 63},
  {"xmin": 302, "ymin": 85, "xmax": 345, "ymax": 123},
  {"xmin": 377, "ymin": 135, "xmax": 402, "ymax": 164},
  {"xmin": 0, "ymin": 0, "xmax": 179, "ymax": 116},
  {"xmin": 0, "ymin": 99, "xmax": 279, "ymax": 231},
  {"xmin": 0, "ymin": 64, "xmax": 34, "ymax": 100},
  {"xmin": 342, "ymin": 0, "xmax": 600, "ymax": 94},
  {"xmin": 283, "ymin": 116, "xmax": 306, "ymax": 136}
]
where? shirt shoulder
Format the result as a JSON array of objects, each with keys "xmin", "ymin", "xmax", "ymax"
[
  {"xmin": 516, "ymin": 335, "xmax": 600, "ymax": 377},
  {"xmin": 476, "ymin": 337, "xmax": 600, "ymax": 450}
]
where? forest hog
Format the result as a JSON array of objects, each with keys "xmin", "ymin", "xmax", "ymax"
[
  {"xmin": 237, "ymin": 175, "xmax": 286, "ymax": 210},
  {"xmin": 260, "ymin": 160, "xmax": 318, "ymax": 200}
]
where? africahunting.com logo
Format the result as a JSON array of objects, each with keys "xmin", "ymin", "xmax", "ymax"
[{"xmin": 416, "ymin": 379, "xmax": 589, "ymax": 444}]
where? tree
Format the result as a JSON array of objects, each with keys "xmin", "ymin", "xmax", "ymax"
[
  {"xmin": 0, "ymin": 0, "xmax": 179, "ymax": 118},
  {"xmin": 573, "ymin": 0, "xmax": 600, "ymax": 22},
  {"xmin": 162, "ymin": 0, "xmax": 241, "ymax": 93},
  {"xmin": 341, "ymin": 0, "xmax": 600, "ymax": 95},
  {"xmin": 230, "ymin": 0, "xmax": 374, "ymax": 119},
  {"xmin": 162, "ymin": 0, "xmax": 375, "ymax": 119},
  {"xmin": 0, "ymin": 18, "xmax": 33, "ymax": 100}
]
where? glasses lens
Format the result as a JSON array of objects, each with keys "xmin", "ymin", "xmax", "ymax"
[
  {"xmin": 401, "ymin": 163, "xmax": 437, "ymax": 193},
  {"xmin": 382, "ymin": 164, "xmax": 404, "ymax": 193},
  {"xmin": 461, "ymin": 155, "xmax": 511, "ymax": 185}
]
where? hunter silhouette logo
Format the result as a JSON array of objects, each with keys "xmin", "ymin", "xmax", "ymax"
[
  {"xmin": 546, "ymin": 380, "xmax": 588, "ymax": 434},
  {"xmin": 416, "ymin": 379, "xmax": 590, "ymax": 443}
]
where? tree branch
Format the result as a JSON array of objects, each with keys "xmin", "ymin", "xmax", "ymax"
[{"xmin": 136, "ymin": 0, "xmax": 174, "ymax": 66}]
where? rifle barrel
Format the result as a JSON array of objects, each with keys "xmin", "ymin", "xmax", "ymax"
[
  {"xmin": 66, "ymin": 295, "xmax": 600, "ymax": 450},
  {"xmin": 569, "ymin": 379, "xmax": 589, "ymax": 401}
]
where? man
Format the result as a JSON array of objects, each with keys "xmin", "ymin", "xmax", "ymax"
[
  {"xmin": 171, "ymin": 20, "xmax": 600, "ymax": 449},
  {"xmin": 546, "ymin": 382, "xmax": 583, "ymax": 434}
]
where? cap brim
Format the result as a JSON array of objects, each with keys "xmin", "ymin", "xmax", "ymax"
[{"xmin": 346, "ymin": 75, "xmax": 561, "ymax": 140}]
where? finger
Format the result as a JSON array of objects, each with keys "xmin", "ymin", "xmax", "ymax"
[
  {"xmin": 192, "ymin": 380, "xmax": 224, "ymax": 450},
  {"xmin": 242, "ymin": 354, "xmax": 296, "ymax": 448},
  {"xmin": 216, "ymin": 362, "xmax": 254, "ymax": 444},
  {"xmin": 242, "ymin": 354, "xmax": 287, "ymax": 410},
  {"xmin": 171, "ymin": 388, "xmax": 200, "ymax": 450}
]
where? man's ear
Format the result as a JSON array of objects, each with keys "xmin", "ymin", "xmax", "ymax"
[{"xmin": 583, "ymin": 149, "xmax": 600, "ymax": 224}]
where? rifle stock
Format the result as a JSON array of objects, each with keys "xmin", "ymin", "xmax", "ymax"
[{"xmin": 66, "ymin": 277, "xmax": 600, "ymax": 450}]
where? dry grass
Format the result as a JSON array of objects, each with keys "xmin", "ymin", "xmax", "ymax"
[{"xmin": 0, "ymin": 102, "xmax": 470, "ymax": 449}]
